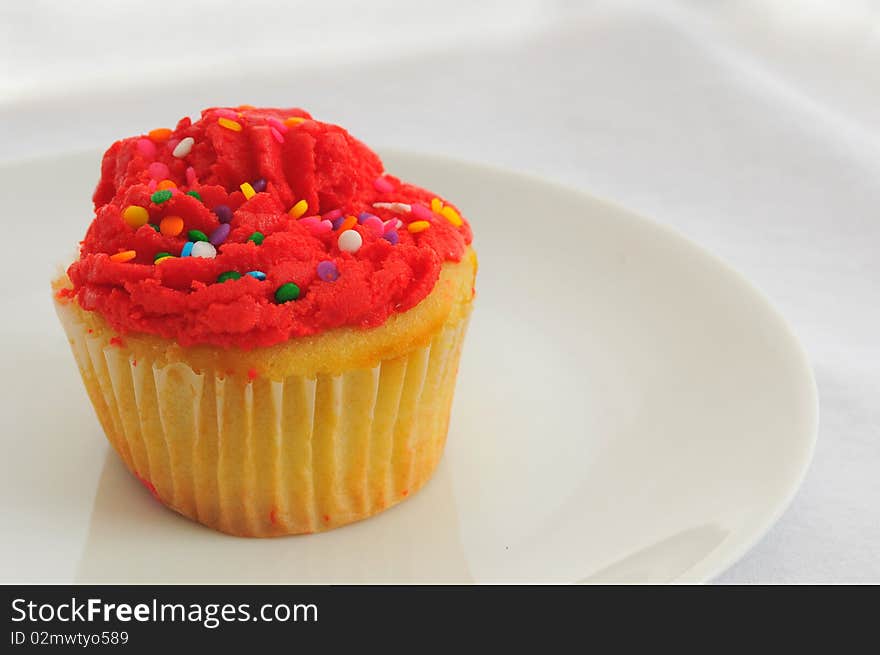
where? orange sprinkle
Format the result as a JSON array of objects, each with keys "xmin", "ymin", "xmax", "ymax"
[
  {"xmin": 288, "ymin": 199, "xmax": 309, "ymax": 219},
  {"xmin": 159, "ymin": 215, "xmax": 184, "ymax": 236},
  {"xmin": 110, "ymin": 250, "xmax": 136, "ymax": 263},
  {"xmin": 338, "ymin": 215, "xmax": 357, "ymax": 232},
  {"xmin": 430, "ymin": 197, "xmax": 443, "ymax": 214},
  {"xmin": 218, "ymin": 117, "xmax": 242, "ymax": 132},
  {"xmin": 239, "ymin": 104, "xmax": 256, "ymax": 110},
  {"xmin": 284, "ymin": 116, "xmax": 305, "ymax": 126},
  {"xmin": 157, "ymin": 179, "xmax": 177, "ymax": 190},
  {"xmin": 148, "ymin": 128, "xmax": 172, "ymax": 142},
  {"xmin": 402, "ymin": 489, "xmax": 409, "ymax": 496},
  {"xmin": 407, "ymin": 221, "xmax": 431, "ymax": 233}
]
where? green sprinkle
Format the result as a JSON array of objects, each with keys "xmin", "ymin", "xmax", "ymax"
[
  {"xmin": 188, "ymin": 229, "xmax": 208, "ymax": 242},
  {"xmin": 247, "ymin": 231, "xmax": 265, "ymax": 245},
  {"xmin": 274, "ymin": 282, "xmax": 300, "ymax": 304},
  {"xmin": 148, "ymin": 223, "xmax": 160, "ymax": 232},
  {"xmin": 154, "ymin": 252, "xmax": 173, "ymax": 262},
  {"xmin": 151, "ymin": 189, "xmax": 173, "ymax": 204},
  {"xmin": 217, "ymin": 271, "xmax": 243, "ymax": 283},
  {"xmin": 186, "ymin": 190, "xmax": 202, "ymax": 201}
]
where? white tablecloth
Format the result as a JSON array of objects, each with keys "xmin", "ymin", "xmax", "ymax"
[{"xmin": 2, "ymin": 0, "xmax": 877, "ymax": 582}]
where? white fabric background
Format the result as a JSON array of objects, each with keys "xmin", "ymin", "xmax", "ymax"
[{"xmin": 2, "ymin": 0, "xmax": 877, "ymax": 582}]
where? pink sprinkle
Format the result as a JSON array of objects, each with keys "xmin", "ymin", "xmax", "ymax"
[
  {"xmin": 270, "ymin": 127, "xmax": 285, "ymax": 143},
  {"xmin": 148, "ymin": 162, "xmax": 170, "ymax": 180},
  {"xmin": 215, "ymin": 108, "xmax": 238, "ymax": 119},
  {"xmin": 267, "ymin": 117, "xmax": 288, "ymax": 133},
  {"xmin": 148, "ymin": 179, "xmax": 157, "ymax": 191},
  {"xmin": 136, "ymin": 138, "xmax": 157, "ymax": 158},
  {"xmin": 363, "ymin": 216, "xmax": 384, "ymax": 236},
  {"xmin": 373, "ymin": 176, "xmax": 394, "ymax": 193},
  {"xmin": 411, "ymin": 203, "xmax": 434, "ymax": 221},
  {"xmin": 167, "ymin": 138, "xmax": 180, "ymax": 152},
  {"xmin": 299, "ymin": 217, "xmax": 332, "ymax": 236},
  {"xmin": 383, "ymin": 219, "xmax": 397, "ymax": 234},
  {"xmin": 186, "ymin": 166, "xmax": 197, "ymax": 185},
  {"xmin": 323, "ymin": 209, "xmax": 343, "ymax": 221}
]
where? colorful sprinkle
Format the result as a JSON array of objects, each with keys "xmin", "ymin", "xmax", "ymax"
[
  {"xmin": 288, "ymin": 199, "xmax": 309, "ymax": 219},
  {"xmin": 323, "ymin": 209, "xmax": 343, "ymax": 221},
  {"xmin": 172, "ymin": 136, "xmax": 194, "ymax": 158},
  {"xmin": 186, "ymin": 166, "xmax": 197, "ymax": 186},
  {"xmin": 159, "ymin": 215, "xmax": 184, "ymax": 236},
  {"xmin": 331, "ymin": 215, "xmax": 346, "ymax": 230},
  {"xmin": 151, "ymin": 189, "xmax": 173, "ymax": 204},
  {"xmin": 240, "ymin": 182, "xmax": 256, "ymax": 199},
  {"xmin": 186, "ymin": 190, "xmax": 202, "ymax": 201},
  {"xmin": 148, "ymin": 128, "xmax": 172, "ymax": 142},
  {"xmin": 275, "ymin": 282, "xmax": 301, "ymax": 303},
  {"xmin": 441, "ymin": 205, "xmax": 463, "ymax": 227},
  {"xmin": 431, "ymin": 197, "xmax": 443, "ymax": 214},
  {"xmin": 157, "ymin": 179, "xmax": 177, "ymax": 190},
  {"xmin": 411, "ymin": 203, "xmax": 433, "ymax": 221},
  {"xmin": 154, "ymin": 255, "xmax": 174, "ymax": 264},
  {"xmin": 191, "ymin": 241, "xmax": 217, "ymax": 258},
  {"xmin": 338, "ymin": 215, "xmax": 357, "ymax": 232},
  {"xmin": 216, "ymin": 108, "xmax": 238, "ymax": 119},
  {"xmin": 180, "ymin": 242, "xmax": 195, "ymax": 257},
  {"xmin": 252, "ymin": 178, "xmax": 267, "ymax": 193},
  {"xmin": 148, "ymin": 223, "xmax": 160, "ymax": 232},
  {"xmin": 187, "ymin": 229, "xmax": 207, "ymax": 242},
  {"xmin": 383, "ymin": 230, "xmax": 399, "ymax": 245},
  {"xmin": 110, "ymin": 250, "xmax": 136, "ymax": 263},
  {"xmin": 373, "ymin": 202, "xmax": 411, "ymax": 213},
  {"xmin": 122, "ymin": 205, "xmax": 149, "ymax": 228},
  {"xmin": 407, "ymin": 221, "xmax": 431, "ymax": 233},
  {"xmin": 247, "ymin": 231, "xmax": 265, "ymax": 245},
  {"xmin": 246, "ymin": 270, "xmax": 266, "ymax": 280},
  {"xmin": 267, "ymin": 117, "xmax": 288, "ymax": 133},
  {"xmin": 284, "ymin": 116, "xmax": 305, "ymax": 126},
  {"xmin": 214, "ymin": 205, "xmax": 233, "ymax": 223},
  {"xmin": 298, "ymin": 217, "xmax": 331, "ymax": 235},
  {"xmin": 270, "ymin": 127, "xmax": 284, "ymax": 143},
  {"xmin": 338, "ymin": 229, "xmax": 362, "ymax": 253},
  {"xmin": 218, "ymin": 117, "xmax": 242, "ymax": 132},
  {"xmin": 362, "ymin": 216, "xmax": 384, "ymax": 236},
  {"xmin": 148, "ymin": 162, "xmax": 170, "ymax": 180},
  {"xmin": 154, "ymin": 251, "xmax": 173, "ymax": 261},
  {"xmin": 373, "ymin": 176, "xmax": 394, "ymax": 193},
  {"xmin": 316, "ymin": 261, "xmax": 339, "ymax": 282},
  {"xmin": 209, "ymin": 223, "xmax": 231, "ymax": 246},
  {"xmin": 383, "ymin": 219, "xmax": 401, "ymax": 234},
  {"xmin": 136, "ymin": 138, "xmax": 157, "ymax": 158},
  {"xmin": 217, "ymin": 271, "xmax": 242, "ymax": 283}
]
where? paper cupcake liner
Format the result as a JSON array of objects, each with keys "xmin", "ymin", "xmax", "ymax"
[{"xmin": 56, "ymin": 300, "xmax": 470, "ymax": 537}]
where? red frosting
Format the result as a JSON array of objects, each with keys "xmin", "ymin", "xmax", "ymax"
[{"xmin": 65, "ymin": 106, "xmax": 472, "ymax": 349}]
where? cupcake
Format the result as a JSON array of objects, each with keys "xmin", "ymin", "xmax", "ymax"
[{"xmin": 53, "ymin": 106, "xmax": 476, "ymax": 537}]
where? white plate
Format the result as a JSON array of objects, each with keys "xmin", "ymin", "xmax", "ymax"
[{"xmin": 0, "ymin": 150, "xmax": 817, "ymax": 584}]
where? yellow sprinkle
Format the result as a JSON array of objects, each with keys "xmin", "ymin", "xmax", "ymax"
[
  {"xmin": 218, "ymin": 117, "xmax": 243, "ymax": 132},
  {"xmin": 240, "ymin": 182, "xmax": 256, "ymax": 199},
  {"xmin": 284, "ymin": 117, "xmax": 305, "ymax": 127},
  {"xmin": 122, "ymin": 205, "xmax": 149, "ymax": 228},
  {"xmin": 289, "ymin": 199, "xmax": 309, "ymax": 219},
  {"xmin": 110, "ymin": 250, "xmax": 136, "ymax": 263},
  {"xmin": 407, "ymin": 221, "xmax": 431, "ymax": 233},
  {"xmin": 440, "ymin": 205, "xmax": 463, "ymax": 227},
  {"xmin": 154, "ymin": 255, "xmax": 174, "ymax": 264},
  {"xmin": 430, "ymin": 197, "xmax": 443, "ymax": 214}
]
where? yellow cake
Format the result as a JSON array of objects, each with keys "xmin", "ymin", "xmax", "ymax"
[{"xmin": 53, "ymin": 106, "xmax": 476, "ymax": 536}]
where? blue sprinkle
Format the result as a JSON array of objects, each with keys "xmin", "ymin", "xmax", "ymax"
[
  {"xmin": 331, "ymin": 216, "xmax": 346, "ymax": 230},
  {"xmin": 246, "ymin": 270, "xmax": 267, "ymax": 281},
  {"xmin": 358, "ymin": 212, "xmax": 377, "ymax": 224},
  {"xmin": 383, "ymin": 230, "xmax": 399, "ymax": 245},
  {"xmin": 181, "ymin": 241, "xmax": 194, "ymax": 257}
]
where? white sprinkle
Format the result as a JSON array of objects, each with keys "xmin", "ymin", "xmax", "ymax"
[
  {"xmin": 372, "ymin": 202, "xmax": 411, "ymax": 213},
  {"xmin": 338, "ymin": 229, "xmax": 363, "ymax": 253},
  {"xmin": 190, "ymin": 241, "xmax": 217, "ymax": 258},
  {"xmin": 173, "ymin": 137, "xmax": 195, "ymax": 158}
]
